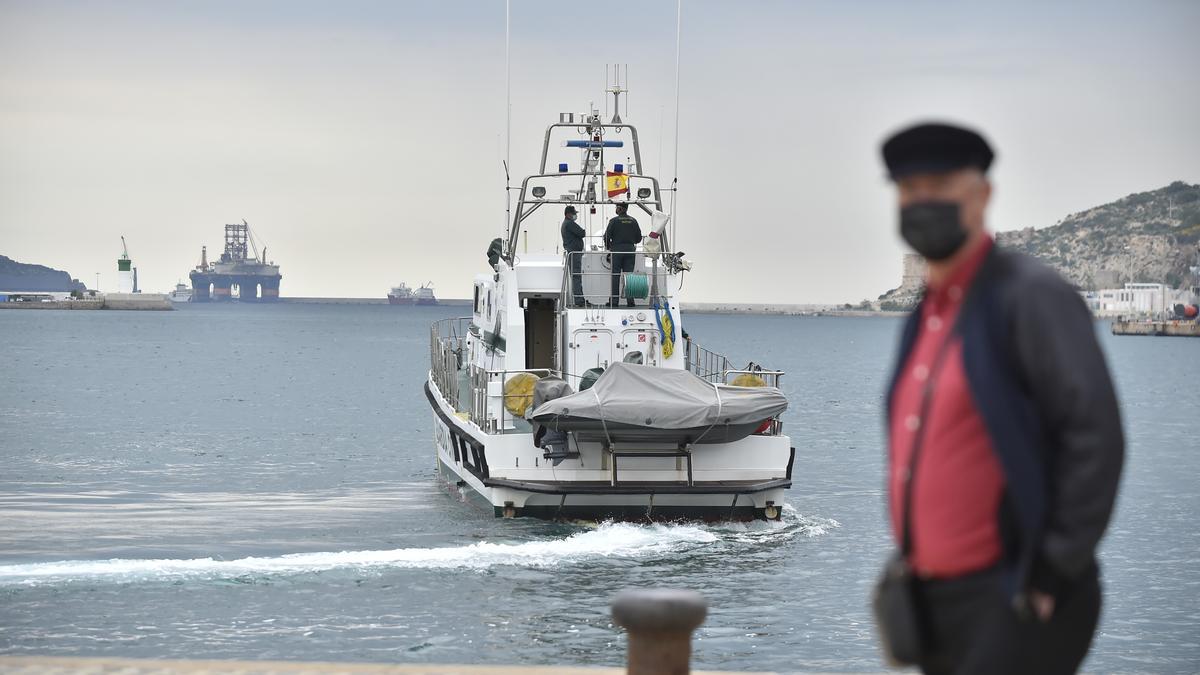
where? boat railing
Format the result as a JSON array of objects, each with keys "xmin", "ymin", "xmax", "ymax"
[
  {"xmin": 724, "ymin": 367, "xmax": 785, "ymax": 389},
  {"xmin": 683, "ymin": 339, "xmax": 784, "ymax": 386},
  {"xmin": 508, "ymin": 168, "xmax": 664, "ymax": 257},
  {"xmin": 560, "ymin": 250, "xmax": 670, "ymax": 308},
  {"xmin": 684, "ymin": 338, "xmax": 730, "ymax": 383},
  {"xmin": 430, "ymin": 317, "xmax": 474, "ymax": 410},
  {"xmin": 469, "ymin": 367, "xmax": 560, "ymax": 433}
]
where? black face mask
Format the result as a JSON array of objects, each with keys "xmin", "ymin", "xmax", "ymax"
[{"xmin": 900, "ymin": 201, "xmax": 967, "ymax": 261}]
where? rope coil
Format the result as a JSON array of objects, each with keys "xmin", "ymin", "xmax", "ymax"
[{"xmin": 623, "ymin": 273, "xmax": 650, "ymax": 299}]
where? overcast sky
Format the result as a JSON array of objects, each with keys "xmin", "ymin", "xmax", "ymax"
[{"xmin": 2, "ymin": 1, "xmax": 1198, "ymax": 303}]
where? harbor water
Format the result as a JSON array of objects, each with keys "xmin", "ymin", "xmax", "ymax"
[{"xmin": 0, "ymin": 304, "xmax": 1196, "ymax": 673}]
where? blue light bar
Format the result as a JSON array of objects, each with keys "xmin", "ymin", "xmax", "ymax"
[
  {"xmin": 558, "ymin": 163, "xmax": 568, "ymax": 173},
  {"xmin": 564, "ymin": 140, "xmax": 624, "ymax": 148},
  {"xmin": 614, "ymin": 163, "xmax": 624, "ymax": 173}
]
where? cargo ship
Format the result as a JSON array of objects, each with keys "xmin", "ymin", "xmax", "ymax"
[
  {"xmin": 168, "ymin": 282, "xmax": 192, "ymax": 303},
  {"xmin": 389, "ymin": 282, "xmax": 438, "ymax": 306}
]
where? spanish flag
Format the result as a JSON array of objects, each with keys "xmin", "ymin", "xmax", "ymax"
[{"xmin": 606, "ymin": 171, "xmax": 629, "ymax": 198}]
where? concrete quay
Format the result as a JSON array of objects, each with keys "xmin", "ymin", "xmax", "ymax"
[
  {"xmin": 101, "ymin": 293, "xmax": 173, "ymax": 310},
  {"xmin": 0, "ymin": 294, "xmax": 173, "ymax": 311},
  {"xmin": 1112, "ymin": 319, "xmax": 1200, "ymax": 337},
  {"xmin": 0, "ymin": 300, "xmax": 102, "ymax": 310}
]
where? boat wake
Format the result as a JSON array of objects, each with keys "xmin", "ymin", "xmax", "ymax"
[{"xmin": 0, "ymin": 507, "xmax": 836, "ymax": 588}]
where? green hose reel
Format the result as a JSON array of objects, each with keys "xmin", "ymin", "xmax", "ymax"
[{"xmin": 622, "ymin": 272, "xmax": 650, "ymax": 300}]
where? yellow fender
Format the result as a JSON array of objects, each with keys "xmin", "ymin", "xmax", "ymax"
[{"xmin": 503, "ymin": 372, "xmax": 539, "ymax": 417}]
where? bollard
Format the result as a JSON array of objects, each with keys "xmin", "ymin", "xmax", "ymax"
[{"xmin": 611, "ymin": 588, "xmax": 708, "ymax": 675}]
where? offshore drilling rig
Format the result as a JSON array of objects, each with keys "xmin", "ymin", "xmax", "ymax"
[{"xmin": 189, "ymin": 221, "xmax": 282, "ymax": 302}]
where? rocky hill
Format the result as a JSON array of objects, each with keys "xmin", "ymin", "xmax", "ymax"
[
  {"xmin": 0, "ymin": 255, "xmax": 87, "ymax": 292},
  {"xmin": 877, "ymin": 181, "xmax": 1200, "ymax": 308},
  {"xmin": 998, "ymin": 181, "xmax": 1200, "ymax": 290}
]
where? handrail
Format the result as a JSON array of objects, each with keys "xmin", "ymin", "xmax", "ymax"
[
  {"xmin": 470, "ymin": 367, "xmax": 560, "ymax": 433},
  {"xmin": 507, "ymin": 172, "xmax": 664, "ymax": 258},
  {"xmin": 429, "ymin": 317, "xmax": 473, "ymax": 413},
  {"xmin": 430, "ymin": 315, "xmax": 789, "ymax": 438},
  {"xmin": 560, "ymin": 250, "xmax": 670, "ymax": 308},
  {"xmin": 539, "ymin": 122, "xmax": 646, "ymax": 176},
  {"xmin": 684, "ymin": 337, "xmax": 730, "ymax": 383}
]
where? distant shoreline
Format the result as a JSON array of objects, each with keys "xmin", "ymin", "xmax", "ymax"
[
  {"xmin": 279, "ymin": 297, "xmax": 471, "ymax": 306},
  {"xmin": 680, "ymin": 303, "xmax": 907, "ymax": 318},
  {"xmin": 269, "ymin": 298, "xmax": 906, "ymax": 316}
]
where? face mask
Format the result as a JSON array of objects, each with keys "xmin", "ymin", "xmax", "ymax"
[{"xmin": 900, "ymin": 201, "xmax": 967, "ymax": 261}]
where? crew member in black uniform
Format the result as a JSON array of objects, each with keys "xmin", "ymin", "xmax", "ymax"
[
  {"xmin": 561, "ymin": 205, "xmax": 586, "ymax": 307},
  {"xmin": 603, "ymin": 203, "xmax": 642, "ymax": 307}
]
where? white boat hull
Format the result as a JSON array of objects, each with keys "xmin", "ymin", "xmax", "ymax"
[{"xmin": 427, "ymin": 377, "xmax": 792, "ymax": 521}]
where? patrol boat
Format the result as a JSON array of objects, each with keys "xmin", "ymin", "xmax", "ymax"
[{"xmin": 426, "ymin": 88, "xmax": 794, "ymax": 521}]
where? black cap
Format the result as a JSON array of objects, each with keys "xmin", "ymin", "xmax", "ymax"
[
  {"xmin": 881, "ymin": 122, "xmax": 995, "ymax": 180},
  {"xmin": 564, "ymin": 205, "xmax": 577, "ymax": 215},
  {"xmin": 615, "ymin": 202, "xmax": 627, "ymax": 211}
]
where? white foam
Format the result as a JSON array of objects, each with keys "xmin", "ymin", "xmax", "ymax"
[{"xmin": 0, "ymin": 521, "xmax": 718, "ymax": 587}]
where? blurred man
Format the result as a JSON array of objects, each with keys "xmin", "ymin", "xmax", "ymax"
[
  {"xmin": 604, "ymin": 202, "xmax": 642, "ymax": 307},
  {"xmin": 878, "ymin": 122, "xmax": 1124, "ymax": 674},
  {"xmin": 561, "ymin": 205, "xmax": 586, "ymax": 307}
]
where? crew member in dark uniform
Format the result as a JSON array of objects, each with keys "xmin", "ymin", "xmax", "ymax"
[
  {"xmin": 561, "ymin": 205, "xmax": 586, "ymax": 307},
  {"xmin": 875, "ymin": 122, "xmax": 1123, "ymax": 674},
  {"xmin": 603, "ymin": 202, "xmax": 642, "ymax": 307}
]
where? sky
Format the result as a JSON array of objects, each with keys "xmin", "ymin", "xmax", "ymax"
[{"xmin": 1, "ymin": 0, "xmax": 1198, "ymax": 303}]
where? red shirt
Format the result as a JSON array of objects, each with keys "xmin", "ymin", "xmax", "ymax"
[{"xmin": 889, "ymin": 236, "xmax": 1006, "ymax": 579}]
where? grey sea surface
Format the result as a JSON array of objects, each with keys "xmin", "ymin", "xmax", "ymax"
[{"xmin": 0, "ymin": 303, "xmax": 1196, "ymax": 673}]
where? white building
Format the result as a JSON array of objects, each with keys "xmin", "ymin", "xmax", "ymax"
[{"xmin": 1082, "ymin": 283, "xmax": 1183, "ymax": 317}]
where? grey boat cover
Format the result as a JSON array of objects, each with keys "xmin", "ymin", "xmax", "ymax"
[
  {"xmin": 529, "ymin": 362, "xmax": 787, "ymax": 444},
  {"xmin": 531, "ymin": 375, "xmax": 575, "ymax": 412},
  {"xmin": 529, "ymin": 375, "xmax": 575, "ymax": 448}
]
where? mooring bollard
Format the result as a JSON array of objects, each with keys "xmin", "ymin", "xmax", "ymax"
[{"xmin": 611, "ymin": 588, "xmax": 708, "ymax": 675}]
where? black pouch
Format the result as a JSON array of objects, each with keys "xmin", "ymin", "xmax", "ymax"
[{"xmin": 872, "ymin": 552, "xmax": 923, "ymax": 666}]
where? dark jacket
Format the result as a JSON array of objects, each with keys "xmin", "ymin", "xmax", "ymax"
[
  {"xmin": 561, "ymin": 218, "xmax": 585, "ymax": 252},
  {"xmin": 887, "ymin": 246, "xmax": 1124, "ymax": 598},
  {"xmin": 604, "ymin": 214, "xmax": 642, "ymax": 252}
]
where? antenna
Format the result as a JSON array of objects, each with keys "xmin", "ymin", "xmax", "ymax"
[
  {"xmin": 504, "ymin": 0, "xmax": 512, "ymax": 249},
  {"xmin": 671, "ymin": 0, "xmax": 683, "ymax": 250},
  {"xmin": 607, "ymin": 64, "xmax": 627, "ymax": 125}
]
